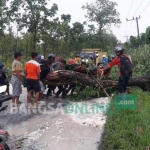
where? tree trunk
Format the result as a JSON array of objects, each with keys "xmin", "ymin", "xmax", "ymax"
[
  {"xmin": 33, "ymin": 33, "xmax": 36, "ymax": 52},
  {"xmin": 43, "ymin": 70, "xmax": 150, "ymax": 91}
]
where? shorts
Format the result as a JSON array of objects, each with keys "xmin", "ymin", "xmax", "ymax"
[
  {"xmin": 11, "ymin": 76, "xmax": 22, "ymax": 97},
  {"xmin": 26, "ymin": 79, "xmax": 41, "ymax": 92}
]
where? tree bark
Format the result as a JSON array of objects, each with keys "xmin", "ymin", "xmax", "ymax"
[{"xmin": 43, "ymin": 70, "xmax": 150, "ymax": 91}]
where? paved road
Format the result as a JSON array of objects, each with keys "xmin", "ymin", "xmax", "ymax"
[{"xmin": 0, "ymin": 86, "xmax": 110, "ymax": 150}]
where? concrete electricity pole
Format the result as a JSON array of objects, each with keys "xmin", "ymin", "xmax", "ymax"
[{"xmin": 126, "ymin": 16, "xmax": 141, "ymax": 47}]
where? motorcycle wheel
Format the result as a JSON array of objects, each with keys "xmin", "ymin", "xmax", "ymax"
[{"xmin": 3, "ymin": 144, "xmax": 10, "ymax": 150}]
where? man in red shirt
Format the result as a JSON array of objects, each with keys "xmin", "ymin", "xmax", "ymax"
[
  {"xmin": 102, "ymin": 46, "xmax": 133, "ymax": 96},
  {"xmin": 25, "ymin": 52, "xmax": 41, "ymax": 108}
]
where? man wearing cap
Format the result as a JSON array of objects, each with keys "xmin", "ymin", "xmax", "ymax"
[
  {"xmin": 11, "ymin": 52, "xmax": 24, "ymax": 106},
  {"xmin": 65, "ymin": 59, "xmax": 77, "ymax": 71}
]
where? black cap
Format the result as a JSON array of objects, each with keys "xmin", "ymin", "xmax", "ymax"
[{"xmin": 14, "ymin": 52, "xmax": 22, "ymax": 58}]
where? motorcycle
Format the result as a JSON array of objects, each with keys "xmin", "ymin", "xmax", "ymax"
[
  {"xmin": 0, "ymin": 68, "xmax": 10, "ymax": 96},
  {"xmin": 0, "ymin": 85, "xmax": 12, "ymax": 150}
]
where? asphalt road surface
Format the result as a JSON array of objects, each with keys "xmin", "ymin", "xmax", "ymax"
[{"xmin": 0, "ymin": 86, "xmax": 110, "ymax": 150}]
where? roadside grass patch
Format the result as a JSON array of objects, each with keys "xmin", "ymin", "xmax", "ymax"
[{"xmin": 100, "ymin": 88, "xmax": 150, "ymax": 150}]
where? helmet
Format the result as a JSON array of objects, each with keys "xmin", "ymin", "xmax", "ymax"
[
  {"xmin": 95, "ymin": 51, "xmax": 99, "ymax": 57},
  {"xmin": 48, "ymin": 53, "xmax": 55, "ymax": 57},
  {"xmin": 38, "ymin": 55, "xmax": 44, "ymax": 60},
  {"xmin": 102, "ymin": 55, "xmax": 106, "ymax": 57},
  {"xmin": 48, "ymin": 53, "xmax": 55, "ymax": 61},
  {"xmin": 41, "ymin": 55, "xmax": 44, "ymax": 60},
  {"xmin": 68, "ymin": 59, "xmax": 75, "ymax": 65},
  {"xmin": 38, "ymin": 55, "xmax": 42, "ymax": 59},
  {"xmin": 114, "ymin": 46, "xmax": 125, "ymax": 54}
]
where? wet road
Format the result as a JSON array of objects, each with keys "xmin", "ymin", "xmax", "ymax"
[{"xmin": 0, "ymin": 86, "xmax": 110, "ymax": 150}]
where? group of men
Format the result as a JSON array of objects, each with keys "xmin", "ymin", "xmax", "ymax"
[
  {"xmin": 10, "ymin": 51, "xmax": 99, "ymax": 108},
  {"xmin": 43, "ymin": 54, "xmax": 98, "ymax": 99},
  {"xmin": 2, "ymin": 45, "xmax": 132, "ymax": 108}
]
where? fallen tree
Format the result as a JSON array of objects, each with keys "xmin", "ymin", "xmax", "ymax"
[{"xmin": 42, "ymin": 70, "xmax": 150, "ymax": 91}]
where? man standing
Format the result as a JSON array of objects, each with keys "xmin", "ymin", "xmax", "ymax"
[
  {"xmin": 102, "ymin": 46, "xmax": 133, "ymax": 98},
  {"xmin": 54, "ymin": 59, "xmax": 66, "ymax": 98},
  {"xmin": 11, "ymin": 52, "xmax": 24, "ymax": 106},
  {"xmin": 25, "ymin": 52, "xmax": 41, "ymax": 108},
  {"xmin": 47, "ymin": 53, "xmax": 56, "ymax": 97}
]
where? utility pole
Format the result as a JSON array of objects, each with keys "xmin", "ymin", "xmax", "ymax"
[
  {"xmin": 126, "ymin": 16, "xmax": 141, "ymax": 47},
  {"xmin": 136, "ymin": 16, "xmax": 141, "ymax": 47}
]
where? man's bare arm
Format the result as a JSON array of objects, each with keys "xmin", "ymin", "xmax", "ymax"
[{"xmin": 16, "ymin": 70, "xmax": 22, "ymax": 83}]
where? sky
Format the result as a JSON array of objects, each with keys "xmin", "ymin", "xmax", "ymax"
[{"xmin": 50, "ymin": 0, "xmax": 150, "ymax": 43}]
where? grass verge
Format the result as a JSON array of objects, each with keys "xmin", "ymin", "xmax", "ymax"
[{"xmin": 99, "ymin": 88, "xmax": 150, "ymax": 150}]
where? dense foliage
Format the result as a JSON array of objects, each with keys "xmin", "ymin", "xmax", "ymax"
[
  {"xmin": 124, "ymin": 45, "xmax": 150, "ymax": 77},
  {"xmin": 0, "ymin": 0, "xmax": 120, "ymax": 58},
  {"xmin": 125, "ymin": 26, "xmax": 150, "ymax": 48}
]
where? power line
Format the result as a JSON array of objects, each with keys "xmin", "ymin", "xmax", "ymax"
[
  {"xmin": 126, "ymin": 19, "xmax": 134, "ymax": 36},
  {"xmin": 124, "ymin": 0, "xmax": 135, "ymax": 36},
  {"xmin": 127, "ymin": 0, "xmax": 143, "ymax": 36},
  {"xmin": 133, "ymin": 0, "xmax": 144, "ymax": 16},
  {"xmin": 140, "ymin": 0, "xmax": 150, "ymax": 15},
  {"xmin": 127, "ymin": 16, "xmax": 141, "ymax": 47},
  {"xmin": 127, "ymin": 0, "xmax": 135, "ymax": 18}
]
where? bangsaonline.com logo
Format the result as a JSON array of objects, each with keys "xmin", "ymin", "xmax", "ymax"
[{"xmin": 2, "ymin": 94, "xmax": 138, "ymax": 115}]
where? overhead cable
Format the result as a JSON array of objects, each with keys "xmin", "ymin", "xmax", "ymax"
[{"xmin": 140, "ymin": 0, "xmax": 150, "ymax": 15}]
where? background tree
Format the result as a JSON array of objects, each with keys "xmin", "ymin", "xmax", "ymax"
[
  {"xmin": 0, "ymin": 0, "xmax": 120, "ymax": 60},
  {"xmin": 70, "ymin": 22, "xmax": 84, "ymax": 53},
  {"xmin": 60, "ymin": 14, "xmax": 71, "ymax": 55},
  {"xmin": 145, "ymin": 27, "xmax": 150, "ymax": 44},
  {"xmin": 82, "ymin": 0, "xmax": 120, "ymax": 51},
  {"xmin": 0, "ymin": 0, "xmax": 8, "ymax": 35},
  {"xmin": 129, "ymin": 36, "xmax": 138, "ymax": 48},
  {"xmin": 86, "ymin": 24, "xmax": 97, "ymax": 48},
  {"xmin": 41, "ymin": 17, "xmax": 62, "ymax": 56},
  {"xmin": 140, "ymin": 33, "xmax": 146, "ymax": 45},
  {"xmin": 82, "ymin": 0, "xmax": 121, "ymax": 31},
  {"xmin": 9, "ymin": 0, "xmax": 58, "ymax": 51}
]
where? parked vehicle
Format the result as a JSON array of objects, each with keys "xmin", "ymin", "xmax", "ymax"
[{"xmin": 80, "ymin": 49, "xmax": 108, "ymax": 65}]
